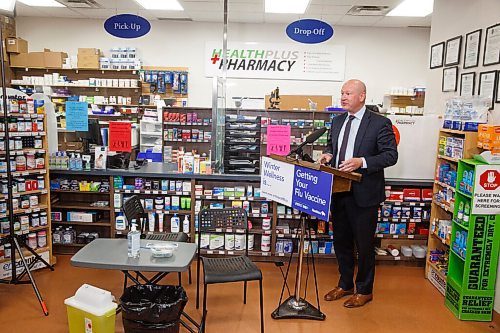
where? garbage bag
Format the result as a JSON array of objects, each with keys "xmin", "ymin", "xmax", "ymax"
[
  {"xmin": 122, "ymin": 318, "xmax": 180, "ymax": 333},
  {"xmin": 120, "ymin": 285, "xmax": 187, "ymax": 324}
]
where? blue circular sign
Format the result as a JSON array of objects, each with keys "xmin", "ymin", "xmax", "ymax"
[
  {"xmin": 286, "ymin": 19, "xmax": 334, "ymax": 44},
  {"xmin": 104, "ymin": 14, "xmax": 151, "ymax": 39}
]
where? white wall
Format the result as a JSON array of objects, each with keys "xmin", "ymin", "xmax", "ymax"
[
  {"xmin": 16, "ymin": 17, "xmax": 430, "ymax": 107},
  {"xmin": 425, "ymin": 0, "xmax": 500, "ymax": 123},
  {"xmin": 426, "ymin": 0, "xmax": 500, "ymax": 315}
]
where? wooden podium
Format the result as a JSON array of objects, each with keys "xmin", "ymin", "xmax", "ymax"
[{"xmin": 266, "ymin": 154, "xmax": 361, "ymax": 321}]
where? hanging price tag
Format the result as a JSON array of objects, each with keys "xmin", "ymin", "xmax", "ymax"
[{"xmin": 266, "ymin": 125, "xmax": 291, "ymax": 156}]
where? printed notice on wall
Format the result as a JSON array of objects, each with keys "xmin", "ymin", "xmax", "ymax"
[
  {"xmin": 205, "ymin": 41, "xmax": 345, "ymax": 81},
  {"xmin": 266, "ymin": 125, "xmax": 291, "ymax": 156},
  {"xmin": 109, "ymin": 121, "xmax": 132, "ymax": 152},
  {"xmin": 66, "ymin": 101, "xmax": 88, "ymax": 131},
  {"xmin": 472, "ymin": 165, "xmax": 500, "ymax": 215}
]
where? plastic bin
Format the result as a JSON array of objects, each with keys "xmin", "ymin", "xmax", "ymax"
[
  {"xmin": 64, "ymin": 284, "xmax": 118, "ymax": 333},
  {"xmin": 120, "ymin": 285, "xmax": 187, "ymax": 333}
]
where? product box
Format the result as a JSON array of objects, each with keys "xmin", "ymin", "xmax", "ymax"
[
  {"xmin": 422, "ymin": 189, "xmax": 433, "ymax": 201},
  {"xmin": 44, "ymin": 51, "xmax": 68, "ymax": 69},
  {"xmin": 401, "ymin": 207, "xmax": 411, "ymax": 219},
  {"xmin": 171, "ymin": 196, "xmax": 180, "ymax": 211},
  {"xmin": 388, "ymin": 191, "xmax": 403, "ymax": 202},
  {"xmin": 67, "ymin": 211, "xmax": 95, "ymax": 223},
  {"xmin": 392, "ymin": 206, "xmax": 402, "ymax": 219},
  {"xmin": 9, "ymin": 52, "xmax": 28, "ymax": 67},
  {"xmin": 403, "ymin": 188, "xmax": 420, "ymax": 201},
  {"xmin": 6, "ymin": 37, "xmax": 28, "ymax": 54},
  {"xmin": 26, "ymin": 52, "xmax": 45, "ymax": 68},
  {"xmin": 195, "ymin": 185, "xmax": 203, "ymax": 196},
  {"xmin": 51, "ymin": 211, "xmax": 63, "ymax": 222},
  {"xmin": 198, "ymin": 233, "xmax": 210, "ymax": 249},
  {"xmin": 381, "ymin": 204, "xmax": 392, "ymax": 218},
  {"xmin": 210, "ymin": 203, "xmax": 224, "ymax": 209},
  {"xmin": 376, "ymin": 222, "xmax": 391, "ymax": 234},
  {"xmin": 407, "ymin": 222, "xmax": 416, "ymax": 234},
  {"xmin": 395, "ymin": 223, "xmax": 406, "ymax": 235},
  {"xmin": 224, "ymin": 187, "xmax": 235, "ymax": 197},
  {"xmin": 213, "ymin": 187, "xmax": 224, "ymax": 196},
  {"xmin": 203, "ymin": 189, "xmax": 213, "ymax": 196},
  {"xmin": 234, "ymin": 186, "xmax": 245, "ymax": 197},
  {"xmin": 78, "ymin": 54, "xmax": 100, "ymax": 69},
  {"xmin": 78, "ymin": 48, "xmax": 100, "ymax": 56}
]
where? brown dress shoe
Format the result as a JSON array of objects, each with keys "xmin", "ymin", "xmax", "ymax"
[
  {"xmin": 324, "ymin": 287, "xmax": 354, "ymax": 301},
  {"xmin": 343, "ymin": 293, "xmax": 373, "ymax": 308}
]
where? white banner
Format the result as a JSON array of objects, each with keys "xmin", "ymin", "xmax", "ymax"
[
  {"xmin": 472, "ymin": 164, "xmax": 500, "ymax": 215},
  {"xmin": 205, "ymin": 41, "xmax": 345, "ymax": 81},
  {"xmin": 0, "ymin": 251, "xmax": 50, "ymax": 279},
  {"xmin": 261, "ymin": 157, "xmax": 294, "ymax": 206}
]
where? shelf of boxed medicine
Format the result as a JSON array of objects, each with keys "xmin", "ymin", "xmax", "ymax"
[
  {"xmin": 164, "ymin": 122, "xmax": 211, "ymax": 126},
  {"xmin": 10, "ymin": 67, "xmax": 138, "ymax": 73},
  {"xmin": 116, "ymin": 189, "xmax": 191, "ymax": 196},
  {"xmin": 52, "ymin": 221, "xmax": 111, "ymax": 227},
  {"xmin": 434, "ymin": 180, "xmax": 456, "ymax": 192},
  {"xmin": 11, "ymin": 83, "xmax": 140, "ymax": 90},
  {"xmin": 51, "ymin": 203, "xmax": 110, "ymax": 211},
  {"xmin": 438, "ymin": 155, "xmax": 460, "ymax": 163}
]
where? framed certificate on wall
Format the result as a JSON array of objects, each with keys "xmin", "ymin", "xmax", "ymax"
[
  {"xmin": 460, "ymin": 72, "xmax": 476, "ymax": 97},
  {"xmin": 478, "ymin": 71, "xmax": 497, "ymax": 109},
  {"xmin": 483, "ymin": 23, "xmax": 500, "ymax": 66},
  {"xmin": 442, "ymin": 66, "xmax": 458, "ymax": 92},
  {"xmin": 464, "ymin": 29, "xmax": 481, "ymax": 69},
  {"xmin": 430, "ymin": 42, "xmax": 445, "ymax": 69},
  {"xmin": 496, "ymin": 71, "xmax": 500, "ymax": 103},
  {"xmin": 445, "ymin": 36, "xmax": 462, "ymax": 66}
]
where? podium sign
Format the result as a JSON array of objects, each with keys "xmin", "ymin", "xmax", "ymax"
[{"xmin": 261, "ymin": 156, "xmax": 333, "ymax": 219}]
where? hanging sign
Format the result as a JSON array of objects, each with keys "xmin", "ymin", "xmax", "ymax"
[
  {"xmin": 261, "ymin": 156, "xmax": 333, "ymax": 219},
  {"xmin": 65, "ymin": 101, "xmax": 88, "ymax": 131},
  {"xmin": 109, "ymin": 121, "xmax": 132, "ymax": 152},
  {"xmin": 104, "ymin": 14, "xmax": 151, "ymax": 39},
  {"xmin": 205, "ymin": 41, "xmax": 345, "ymax": 81},
  {"xmin": 266, "ymin": 125, "xmax": 291, "ymax": 156},
  {"xmin": 286, "ymin": 19, "xmax": 334, "ymax": 44}
]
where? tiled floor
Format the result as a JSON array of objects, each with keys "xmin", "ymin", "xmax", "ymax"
[{"xmin": 0, "ymin": 255, "xmax": 498, "ymax": 333}]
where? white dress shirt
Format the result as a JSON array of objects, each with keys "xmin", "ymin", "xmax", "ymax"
[{"xmin": 335, "ymin": 106, "xmax": 367, "ymax": 168}]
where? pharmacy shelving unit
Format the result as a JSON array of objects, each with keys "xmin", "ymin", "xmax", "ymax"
[
  {"xmin": 9, "ymin": 67, "xmax": 144, "ymax": 150},
  {"xmin": 426, "ymin": 128, "xmax": 480, "ymax": 295},
  {"xmin": 0, "ymin": 108, "xmax": 53, "ymax": 278},
  {"xmin": 445, "ymin": 159, "xmax": 500, "ymax": 321}
]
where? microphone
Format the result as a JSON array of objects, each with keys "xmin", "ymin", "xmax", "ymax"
[{"xmin": 289, "ymin": 127, "xmax": 327, "ymax": 156}]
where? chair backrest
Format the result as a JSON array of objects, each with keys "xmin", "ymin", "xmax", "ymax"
[
  {"xmin": 197, "ymin": 208, "xmax": 249, "ymax": 255},
  {"xmin": 122, "ymin": 195, "xmax": 146, "ymax": 232}
]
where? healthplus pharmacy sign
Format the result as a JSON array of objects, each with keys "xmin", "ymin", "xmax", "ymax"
[{"xmin": 205, "ymin": 42, "xmax": 345, "ymax": 81}]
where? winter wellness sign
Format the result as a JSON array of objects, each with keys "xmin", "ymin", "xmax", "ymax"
[
  {"xmin": 260, "ymin": 156, "xmax": 333, "ymax": 220},
  {"xmin": 205, "ymin": 41, "xmax": 345, "ymax": 81}
]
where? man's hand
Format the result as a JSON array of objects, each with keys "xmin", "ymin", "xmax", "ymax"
[
  {"xmin": 339, "ymin": 158, "xmax": 363, "ymax": 172},
  {"xmin": 317, "ymin": 153, "xmax": 333, "ymax": 165}
]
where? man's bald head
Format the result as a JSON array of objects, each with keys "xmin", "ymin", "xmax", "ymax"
[{"xmin": 341, "ymin": 79, "xmax": 367, "ymax": 114}]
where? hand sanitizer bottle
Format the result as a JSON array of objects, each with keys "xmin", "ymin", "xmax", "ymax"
[
  {"xmin": 183, "ymin": 215, "xmax": 190, "ymax": 233},
  {"xmin": 171, "ymin": 213, "xmax": 180, "ymax": 233},
  {"xmin": 127, "ymin": 222, "xmax": 140, "ymax": 258}
]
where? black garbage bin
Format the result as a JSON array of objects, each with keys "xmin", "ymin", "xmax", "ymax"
[{"xmin": 120, "ymin": 285, "xmax": 188, "ymax": 333}]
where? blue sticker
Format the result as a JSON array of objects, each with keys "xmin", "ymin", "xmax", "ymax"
[
  {"xmin": 292, "ymin": 167, "xmax": 333, "ymax": 219},
  {"xmin": 286, "ymin": 19, "xmax": 334, "ymax": 44},
  {"xmin": 104, "ymin": 14, "xmax": 151, "ymax": 39},
  {"xmin": 66, "ymin": 101, "xmax": 88, "ymax": 131}
]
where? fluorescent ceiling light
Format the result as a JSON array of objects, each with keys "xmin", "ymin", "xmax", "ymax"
[
  {"xmin": 387, "ymin": 0, "xmax": 433, "ymax": 17},
  {"xmin": 265, "ymin": 0, "xmax": 310, "ymax": 14},
  {"xmin": 134, "ymin": 0, "xmax": 184, "ymax": 11},
  {"xmin": 18, "ymin": 0, "xmax": 65, "ymax": 7},
  {"xmin": 0, "ymin": 0, "xmax": 15, "ymax": 12}
]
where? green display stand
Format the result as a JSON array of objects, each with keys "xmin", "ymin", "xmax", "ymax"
[{"xmin": 445, "ymin": 159, "xmax": 500, "ymax": 321}]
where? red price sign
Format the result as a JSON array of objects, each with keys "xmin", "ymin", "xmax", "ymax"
[{"xmin": 109, "ymin": 122, "xmax": 132, "ymax": 152}]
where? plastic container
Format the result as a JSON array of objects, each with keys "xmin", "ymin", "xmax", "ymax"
[
  {"xmin": 65, "ymin": 284, "xmax": 117, "ymax": 333},
  {"xmin": 411, "ymin": 245, "xmax": 426, "ymax": 258},
  {"xmin": 400, "ymin": 245, "xmax": 413, "ymax": 257}
]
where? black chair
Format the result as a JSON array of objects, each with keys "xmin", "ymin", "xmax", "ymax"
[
  {"xmin": 196, "ymin": 208, "xmax": 264, "ymax": 333},
  {"xmin": 122, "ymin": 195, "xmax": 190, "ymax": 285}
]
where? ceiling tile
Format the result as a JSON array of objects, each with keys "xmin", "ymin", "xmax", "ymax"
[
  {"xmin": 337, "ymin": 14, "xmax": 383, "ymax": 27},
  {"xmin": 228, "ymin": 3, "xmax": 264, "ymax": 12},
  {"xmin": 373, "ymin": 16, "xmax": 422, "ymax": 28},
  {"xmin": 307, "ymin": 5, "xmax": 352, "ymax": 15},
  {"xmin": 46, "ymin": 7, "xmax": 83, "ymax": 17},
  {"xmin": 14, "ymin": 3, "xmax": 45, "ymax": 17},
  {"xmin": 228, "ymin": 11, "xmax": 264, "ymax": 23},
  {"xmin": 183, "ymin": 1, "xmax": 223, "ymax": 11},
  {"xmin": 94, "ymin": 0, "xmax": 144, "ymax": 10},
  {"xmin": 311, "ymin": 0, "xmax": 357, "ymax": 5},
  {"xmin": 188, "ymin": 10, "xmax": 224, "ymax": 22},
  {"xmin": 264, "ymin": 13, "xmax": 304, "ymax": 23},
  {"xmin": 70, "ymin": 8, "xmax": 127, "ymax": 19}
]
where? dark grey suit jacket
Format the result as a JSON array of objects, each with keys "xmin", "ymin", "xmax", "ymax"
[{"xmin": 324, "ymin": 110, "xmax": 398, "ymax": 207}]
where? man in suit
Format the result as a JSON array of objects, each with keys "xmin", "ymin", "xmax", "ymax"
[{"xmin": 318, "ymin": 79, "xmax": 398, "ymax": 308}]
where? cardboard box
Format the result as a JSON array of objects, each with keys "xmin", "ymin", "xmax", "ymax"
[
  {"xmin": 26, "ymin": 52, "xmax": 45, "ymax": 68},
  {"xmin": 44, "ymin": 51, "xmax": 67, "ymax": 68},
  {"xmin": 9, "ymin": 52, "xmax": 28, "ymax": 67},
  {"xmin": 422, "ymin": 189, "xmax": 433, "ymax": 201},
  {"xmin": 403, "ymin": 189, "xmax": 421, "ymax": 201},
  {"xmin": 77, "ymin": 54, "xmax": 100, "ymax": 69},
  {"xmin": 6, "ymin": 37, "xmax": 28, "ymax": 54},
  {"xmin": 78, "ymin": 48, "xmax": 100, "ymax": 56}
]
